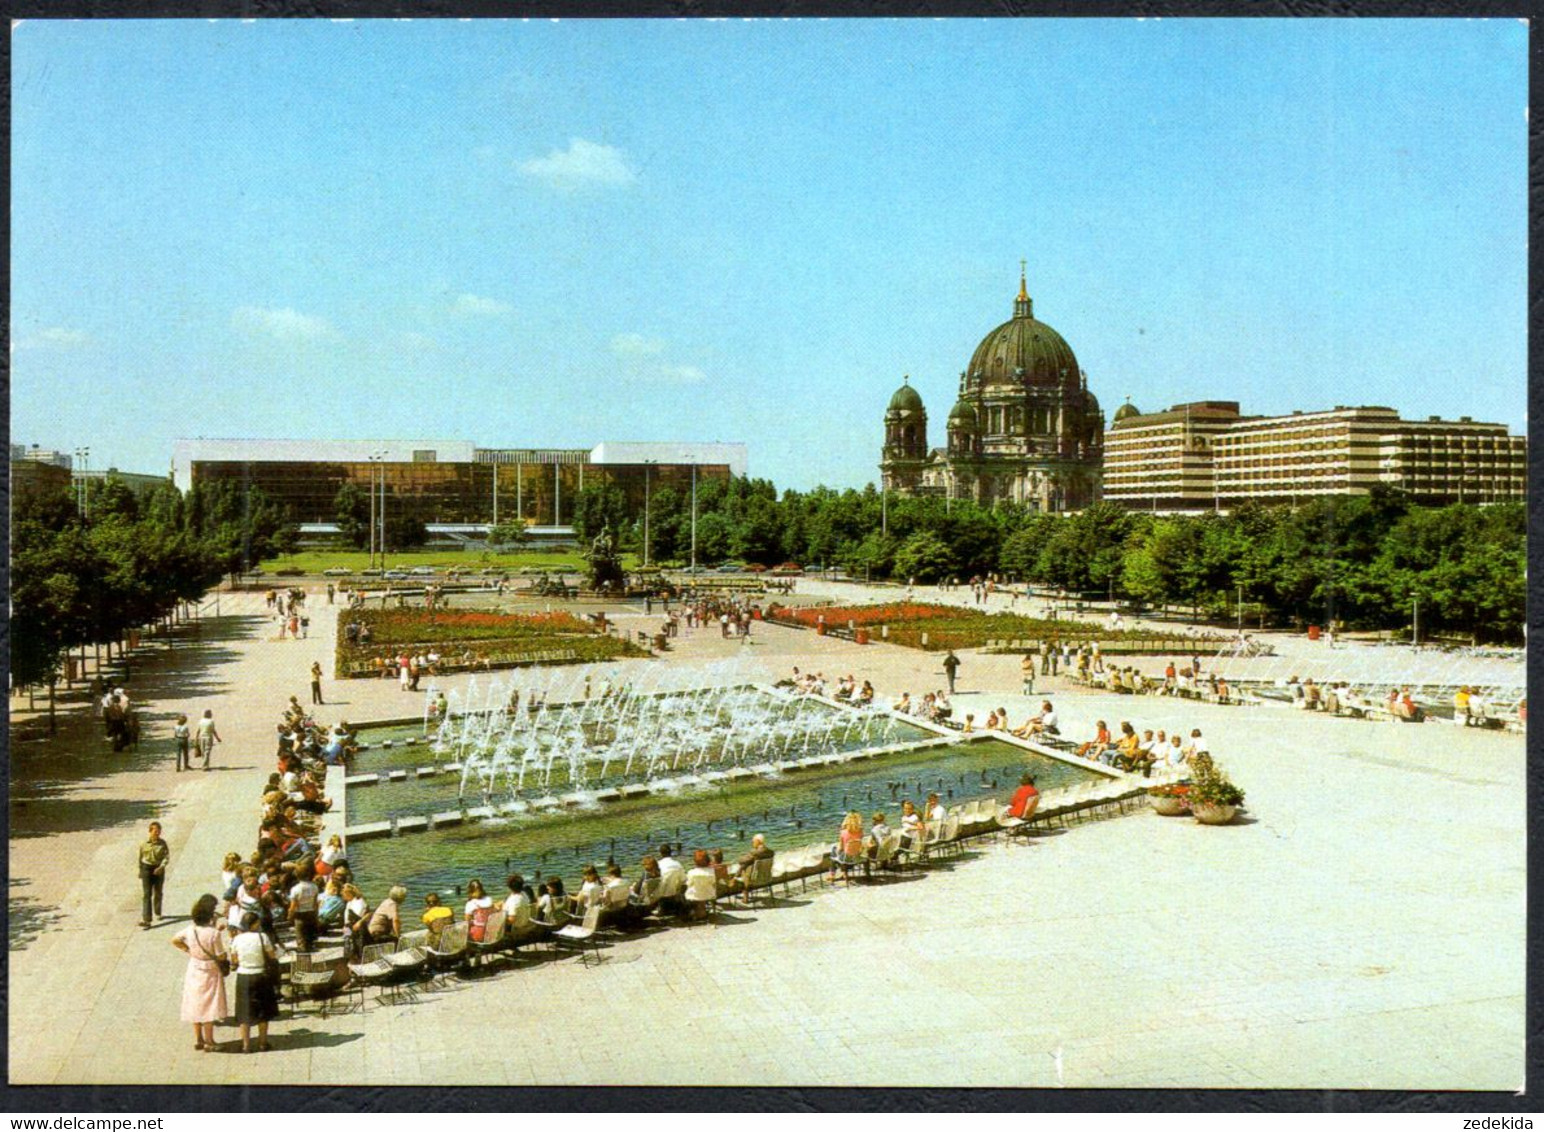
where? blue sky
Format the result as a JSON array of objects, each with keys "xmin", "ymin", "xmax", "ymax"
[{"xmin": 11, "ymin": 18, "xmax": 1526, "ymax": 490}]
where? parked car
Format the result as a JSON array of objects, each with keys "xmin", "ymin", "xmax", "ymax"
[
  {"xmin": 410, "ymin": 566, "xmax": 436, "ymax": 576},
  {"xmin": 322, "ymin": 567, "xmax": 352, "ymax": 577},
  {"xmin": 716, "ymin": 563, "xmax": 744, "ymax": 573},
  {"xmin": 771, "ymin": 562, "xmax": 804, "ymax": 576},
  {"xmin": 359, "ymin": 568, "xmax": 383, "ymax": 577}
]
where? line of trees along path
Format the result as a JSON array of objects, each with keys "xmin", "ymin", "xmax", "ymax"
[
  {"xmin": 567, "ymin": 478, "xmax": 1523, "ymax": 643},
  {"xmin": 12, "ymin": 477, "xmax": 297, "ymax": 730}
]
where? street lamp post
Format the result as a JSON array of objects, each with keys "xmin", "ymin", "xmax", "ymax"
[
  {"xmin": 1237, "ymin": 584, "xmax": 1244, "ymax": 633},
  {"xmin": 1412, "ymin": 596, "xmax": 1419, "ymax": 647},
  {"xmin": 643, "ymin": 461, "xmax": 654, "ymax": 568},
  {"xmin": 73, "ymin": 448, "xmax": 90, "ymax": 516},
  {"xmin": 367, "ymin": 455, "xmax": 380, "ymax": 568},
  {"xmin": 690, "ymin": 464, "xmax": 698, "ymax": 572},
  {"xmin": 379, "ymin": 453, "xmax": 388, "ymax": 567}
]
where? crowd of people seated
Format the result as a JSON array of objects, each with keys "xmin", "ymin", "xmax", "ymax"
[
  {"xmin": 1278, "ymin": 677, "xmax": 1520, "ymax": 730},
  {"xmin": 1077, "ymin": 657, "xmax": 1234, "ymax": 703},
  {"xmin": 777, "ymin": 667, "xmax": 878, "ymax": 707},
  {"xmin": 275, "ymin": 698, "xmax": 360, "ymax": 768},
  {"xmin": 1067, "ymin": 717, "xmax": 1208, "ymax": 776}
]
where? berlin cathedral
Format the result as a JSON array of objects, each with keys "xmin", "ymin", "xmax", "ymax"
[{"xmin": 880, "ymin": 267, "xmax": 1104, "ymax": 511}]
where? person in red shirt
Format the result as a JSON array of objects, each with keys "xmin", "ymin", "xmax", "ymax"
[
  {"xmin": 1006, "ymin": 774, "xmax": 1039, "ymax": 820},
  {"xmin": 1077, "ymin": 720, "xmax": 1111, "ymax": 761}
]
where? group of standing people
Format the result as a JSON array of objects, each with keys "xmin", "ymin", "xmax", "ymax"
[
  {"xmin": 100, "ymin": 685, "xmax": 141, "ymax": 752},
  {"xmin": 171, "ymin": 893, "xmax": 280, "ymax": 1055},
  {"xmin": 266, "ymin": 587, "xmax": 309, "ymax": 640},
  {"xmin": 173, "ymin": 709, "xmax": 222, "ymax": 771}
]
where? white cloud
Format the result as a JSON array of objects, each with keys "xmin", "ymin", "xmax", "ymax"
[
  {"xmin": 610, "ymin": 332, "xmax": 665, "ymax": 359},
  {"xmin": 610, "ymin": 333, "xmax": 706, "ymax": 385},
  {"xmin": 655, "ymin": 364, "xmax": 706, "ymax": 385},
  {"xmin": 518, "ymin": 138, "xmax": 637, "ymax": 188},
  {"xmin": 13, "ymin": 326, "xmax": 89, "ymax": 350},
  {"xmin": 451, "ymin": 293, "xmax": 513, "ymax": 317},
  {"xmin": 231, "ymin": 306, "xmax": 333, "ymax": 341}
]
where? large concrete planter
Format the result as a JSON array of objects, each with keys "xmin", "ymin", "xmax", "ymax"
[
  {"xmin": 1149, "ymin": 794, "xmax": 1189, "ymax": 817},
  {"xmin": 1192, "ymin": 802, "xmax": 1239, "ymax": 825}
]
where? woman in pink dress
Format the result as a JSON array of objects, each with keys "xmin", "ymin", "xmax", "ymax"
[{"xmin": 171, "ymin": 894, "xmax": 229, "ymax": 1052}]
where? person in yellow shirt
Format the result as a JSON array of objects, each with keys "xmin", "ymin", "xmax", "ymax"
[
  {"xmin": 421, "ymin": 892, "xmax": 454, "ymax": 939},
  {"xmin": 1454, "ymin": 686, "xmax": 1472, "ymax": 724},
  {"xmin": 1113, "ymin": 721, "xmax": 1145, "ymax": 772}
]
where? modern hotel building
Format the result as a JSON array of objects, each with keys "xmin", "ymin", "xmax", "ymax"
[{"xmin": 1103, "ymin": 403, "xmax": 1525, "ymax": 511}]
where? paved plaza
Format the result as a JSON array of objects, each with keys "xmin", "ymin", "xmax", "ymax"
[{"xmin": 7, "ymin": 584, "xmax": 1526, "ymax": 1088}]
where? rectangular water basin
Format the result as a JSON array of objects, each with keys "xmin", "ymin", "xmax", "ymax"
[{"xmin": 346, "ymin": 738, "xmax": 1102, "ymax": 906}]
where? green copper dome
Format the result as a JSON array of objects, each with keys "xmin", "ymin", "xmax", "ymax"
[
  {"xmin": 1113, "ymin": 399, "xmax": 1140, "ymax": 423},
  {"xmin": 887, "ymin": 379, "xmax": 925, "ymax": 413},
  {"xmin": 966, "ymin": 279, "xmax": 1081, "ymax": 389},
  {"xmin": 948, "ymin": 398, "xmax": 979, "ymax": 429}
]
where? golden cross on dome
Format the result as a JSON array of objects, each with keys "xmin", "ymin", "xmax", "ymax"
[{"xmin": 1018, "ymin": 260, "xmax": 1028, "ymax": 301}]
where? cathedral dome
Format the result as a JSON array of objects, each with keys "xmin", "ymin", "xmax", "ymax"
[
  {"xmin": 948, "ymin": 398, "xmax": 980, "ymax": 429},
  {"xmin": 1112, "ymin": 399, "xmax": 1140, "ymax": 423},
  {"xmin": 966, "ymin": 271, "xmax": 1081, "ymax": 389},
  {"xmin": 887, "ymin": 378, "xmax": 924, "ymax": 414}
]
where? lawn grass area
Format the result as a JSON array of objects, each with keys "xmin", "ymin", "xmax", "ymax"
[{"xmin": 257, "ymin": 548, "xmax": 640, "ymax": 574}]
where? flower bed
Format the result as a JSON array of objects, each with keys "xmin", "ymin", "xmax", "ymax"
[
  {"xmin": 764, "ymin": 602, "xmax": 1208, "ymax": 652},
  {"xmin": 337, "ymin": 609, "xmax": 646, "ymax": 676},
  {"xmin": 339, "ymin": 608, "xmax": 597, "ymax": 645}
]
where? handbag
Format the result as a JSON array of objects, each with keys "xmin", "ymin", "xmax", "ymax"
[{"xmin": 194, "ymin": 930, "xmax": 231, "ymax": 977}]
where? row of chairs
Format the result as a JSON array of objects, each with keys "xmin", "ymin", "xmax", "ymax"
[{"xmin": 289, "ymin": 779, "xmax": 1157, "ymax": 1012}]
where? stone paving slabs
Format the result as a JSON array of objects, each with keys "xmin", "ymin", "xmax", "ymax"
[{"xmin": 6, "ymin": 584, "xmax": 1525, "ymax": 1088}]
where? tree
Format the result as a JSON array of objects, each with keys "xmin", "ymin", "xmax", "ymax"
[
  {"xmin": 998, "ymin": 515, "xmax": 1058, "ymax": 582},
  {"xmin": 487, "ymin": 521, "xmax": 527, "ymax": 549},
  {"xmin": 842, "ymin": 530, "xmax": 900, "ymax": 579},
  {"xmin": 334, "ymin": 482, "xmax": 371, "ymax": 550},
  {"xmin": 892, "ymin": 531, "xmax": 956, "ymax": 584},
  {"xmin": 692, "ymin": 511, "xmax": 732, "ymax": 565},
  {"xmin": 573, "ymin": 483, "xmax": 629, "ymax": 542},
  {"xmin": 730, "ymin": 494, "xmax": 783, "ymax": 564},
  {"xmin": 1039, "ymin": 503, "xmax": 1137, "ymax": 595},
  {"xmin": 385, "ymin": 515, "xmax": 428, "ymax": 551}
]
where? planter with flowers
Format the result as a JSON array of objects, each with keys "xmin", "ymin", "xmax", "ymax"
[
  {"xmin": 1186, "ymin": 753, "xmax": 1246, "ymax": 825},
  {"xmin": 1146, "ymin": 782, "xmax": 1191, "ymax": 816}
]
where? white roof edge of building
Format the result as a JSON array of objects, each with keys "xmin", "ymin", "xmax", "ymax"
[{"xmin": 588, "ymin": 441, "xmax": 748, "ymax": 476}]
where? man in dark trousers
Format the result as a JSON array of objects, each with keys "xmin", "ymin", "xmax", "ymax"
[
  {"xmin": 943, "ymin": 650, "xmax": 961, "ymax": 694},
  {"xmin": 138, "ymin": 821, "xmax": 169, "ymax": 927}
]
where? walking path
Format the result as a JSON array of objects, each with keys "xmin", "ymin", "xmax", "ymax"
[{"xmin": 7, "ymin": 587, "xmax": 1525, "ymax": 1087}]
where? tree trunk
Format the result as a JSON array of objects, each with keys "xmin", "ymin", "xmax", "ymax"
[{"xmin": 47, "ymin": 678, "xmax": 56, "ymax": 735}]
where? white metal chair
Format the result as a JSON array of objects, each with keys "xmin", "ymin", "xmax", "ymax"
[
  {"xmin": 426, "ymin": 921, "xmax": 468, "ymax": 983},
  {"xmin": 683, "ymin": 869, "xmax": 719, "ymax": 925},
  {"xmin": 552, "ymin": 900, "xmax": 605, "ymax": 965},
  {"xmin": 741, "ymin": 856, "xmax": 775, "ymax": 906},
  {"xmin": 346, "ymin": 943, "xmax": 396, "ymax": 1009}
]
